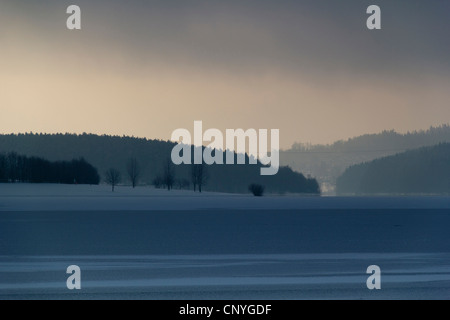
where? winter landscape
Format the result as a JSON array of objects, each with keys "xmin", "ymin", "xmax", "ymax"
[
  {"xmin": 1, "ymin": 0, "xmax": 450, "ymax": 301},
  {"xmin": 1, "ymin": 184, "xmax": 449, "ymax": 300}
]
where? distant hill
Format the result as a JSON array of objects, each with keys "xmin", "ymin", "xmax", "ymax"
[
  {"xmin": 281, "ymin": 125, "xmax": 450, "ymax": 193},
  {"xmin": 336, "ymin": 143, "xmax": 450, "ymax": 195},
  {"xmin": 0, "ymin": 133, "xmax": 319, "ymax": 194}
]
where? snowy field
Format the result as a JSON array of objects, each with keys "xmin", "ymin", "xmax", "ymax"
[
  {"xmin": 0, "ymin": 184, "xmax": 449, "ymax": 300},
  {"xmin": 0, "ymin": 183, "xmax": 449, "ymax": 211}
]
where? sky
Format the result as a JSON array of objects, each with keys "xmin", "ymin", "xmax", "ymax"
[{"xmin": 0, "ymin": 0, "xmax": 449, "ymax": 149}]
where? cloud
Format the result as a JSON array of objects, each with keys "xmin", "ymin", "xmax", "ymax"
[
  {"xmin": 2, "ymin": 0, "xmax": 449, "ymax": 78},
  {"xmin": 0, "ymin": 0, "xmax": 449, "ymax": 147}
]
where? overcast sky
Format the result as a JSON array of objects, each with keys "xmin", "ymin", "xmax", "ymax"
[{"xmin": 1, "ymin": 0, "xmax": 449, "ymax": 148}]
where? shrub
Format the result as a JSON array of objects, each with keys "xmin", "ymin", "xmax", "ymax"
[{"xmin": 249, "ymin": 184, "xmax": 265, "ymax": 197}]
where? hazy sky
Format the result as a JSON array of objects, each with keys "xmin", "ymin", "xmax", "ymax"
[{"xmin": 1, "ymin": 0, "xmax": 449, "ymax": 148}]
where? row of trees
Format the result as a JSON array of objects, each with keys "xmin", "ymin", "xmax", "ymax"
[
  {"xmin": 107, "ymin": 157, "xmax": 265, "ymax": 197},
  {"xmin": 0, "ymin": 152, "xmax": 100, "ymax": 184},
  {"xmin": 105, "ymin": 157, "xmax": 144, "ymax": 191},
  {"xmin": 152, "ymin": 160, "xmax": 209, "ymax": 192},
  {"xmin": 105, "ymin": 158, "xmax": 209, "ymax": 192}
]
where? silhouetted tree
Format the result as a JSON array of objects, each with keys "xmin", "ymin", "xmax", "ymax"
[
  {"xmin": 163, "ymin": 159, "xmax": 175, "ymax": 191},
  {"xmin": 153, "ymin": 176, "xmax": 164, "ymax": 189},
  {"xmin": 0, "ymin": 153, "xmax": 6, "ymax": 182},
  {"xmin": 191, "ymin": 163, "xmax": 209, "ymax": 193},
  {"xmin": 7, "ymin": 152, "xmax": 19, "ymax": 183},
  {"xmin": 191, "ymin": 165, "xmax": 198, "ymax": 192},
  {"xmin": 105, "ymin": 168, "xmax": 121, "ymax": 192},
  {"xmin": 127, "ymin": 157, "xmax": 141, "ymax": 188},
  {"xmin": 175, "ymin": 178, "xmax": 190, "ymax": 190},
  {"xmin": 249, "ymin": 184, "xmax": 265, "ymax": 197}
]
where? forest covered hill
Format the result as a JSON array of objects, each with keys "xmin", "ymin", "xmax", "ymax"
[
  {"xmin": 281, "ymin": 125, "xmax": 450, "ymax": 193},
  {"xmin": 336, "ymin": 143, "xmax": 450, "ymax": 195},
  {"xmin": 0, "ymin": 133, "xmax": 319, "ymax": 194}
]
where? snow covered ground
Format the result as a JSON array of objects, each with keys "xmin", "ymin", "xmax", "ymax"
[
  {"xmin": 0, "ymin": 183, "xmax": 449, "ymax": 211},
  {"xmin": 0, "ymin": 184, "xmax": 449, "ymax": 300},
  {"xmin": 2, "ymin": 253, "xmax": 449, "ymax": 300}
]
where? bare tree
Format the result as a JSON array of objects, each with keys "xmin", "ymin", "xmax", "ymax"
[
  {"xmin": 153, "ymin": 176, "xmax": 164, "ymax": 189},
  {"xmin": 105, "ymin": 168, "xmax": 121, "ymax": 192},
  {"xmin": 175, "ymin": 178, "xmax": 190, "ymax": 190},
  {"xmin": 197, "ymin": 164, "xmax": 209, "ymax": 193},
  {"xmin": 191, "ymin": 163, "xmax": 209, "ymax": 193},
  {"xmin": 127, "ymin": 157, "xmax": 141, "ymax": 188},
  {"xmin": 191, "ymin": 165, "xmax": 198, "ymax": 192},
  {"xmin": 163, "ymin": 159, "xmax": 175, "ymax": 191}
]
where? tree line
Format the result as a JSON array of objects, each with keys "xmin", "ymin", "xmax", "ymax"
[
  {"xmin": 0, "ymin": 133, "xmax": 321, "ymax": 195},
  {"xmin": 105, "ymin": 157, "xmax": 209, "ymax": 193},
  {"xmin": 0, "ymin": 152, "xmax": 100, "ymax": 184}
]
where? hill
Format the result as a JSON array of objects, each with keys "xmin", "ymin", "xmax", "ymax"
[
  {"xmin": 0, "ymin": 133, "xmax": 319, "ymax": 194},
  {"xmin": 336, "ymin": 143, "xmax": 450, "ymax": 195},
  {"xmin": 281, "ymin": 125, "xmax": 450, "ymax": 193}
]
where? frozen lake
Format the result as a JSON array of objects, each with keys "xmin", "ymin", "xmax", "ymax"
[{"xmin": 0, "ymin": 184, "xmax": 449, "ymax": 299}]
